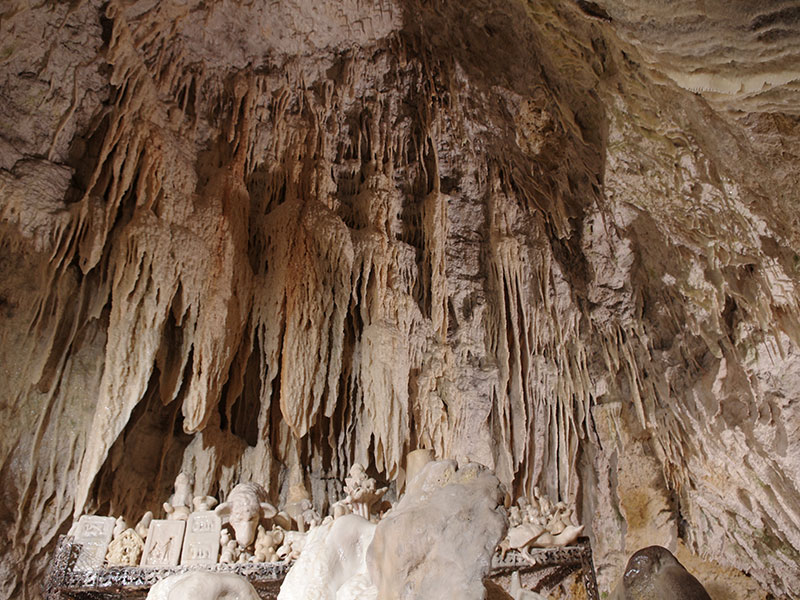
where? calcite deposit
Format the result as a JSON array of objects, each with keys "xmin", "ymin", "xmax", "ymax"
[
  {"xmin": 1, "ymin": 0, "xmax": 800, "ymax": 598},
  {"xmin": 368, "ymin": 460, "xmax": 507, "ymax": 600}
]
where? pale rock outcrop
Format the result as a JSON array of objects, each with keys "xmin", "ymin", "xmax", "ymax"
[
  {"xmin": 367, "ymin": 460, "xmax": 507, "ymax": 600},
  {"xmin": 277, "ymin": 514, "xmax": 377, "ymax": 600}
]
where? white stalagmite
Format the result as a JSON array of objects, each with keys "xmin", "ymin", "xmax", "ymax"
[{"xmin": 277, "ymin": 514, "xmax": 377, "ymax": 600}]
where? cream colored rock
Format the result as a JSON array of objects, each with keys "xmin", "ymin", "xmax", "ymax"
[
  {"xmin": 405, "ymin": 448, "xmax": 435, "ymax": 487},
  {"xmin": 275, "ymin": 529, "xmax": 308, "ymax": 563},
  {"xmin": 367, "ymin": 460, "xmax": 507, "ymax": 600},
  {"xmin": 2, "ymin": 0, "xmax": 800, "ymax": 598},
  {"xmin": 146, "ymin": 571, "xmax": 260, "ymax": 600},
  {"xmin": 277, "ymin": 514, "xmax": 377, "ymax": 600}
]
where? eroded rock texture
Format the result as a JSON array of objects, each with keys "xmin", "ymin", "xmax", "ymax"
[
  {"xmin": 1, "ymin": 0, "xmax": 799, "ymax": 598},
  {"xmin": 368, "ymin": 460, "xmax": 506, "ymax": 599}
]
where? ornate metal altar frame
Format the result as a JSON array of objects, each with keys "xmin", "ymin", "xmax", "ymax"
[
  {"xmin": 44, "ymin": 535, "xmax": 599, "ymax": 599},
  {"xmin": 490, "ymin": 537, "xmax": 600, "ymax": 600},
  {"xmin": 43, "ymin": 536, "xmax": 289, "ymax": 599}
]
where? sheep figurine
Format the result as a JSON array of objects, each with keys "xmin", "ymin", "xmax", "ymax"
[{"xmin": 215, "ymin": 482, "xmax": 277, "ymax": 549}]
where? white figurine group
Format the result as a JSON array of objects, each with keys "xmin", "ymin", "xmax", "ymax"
[
  {"xmin": 71, "ymin": 464, "xmax": 391, "ymax": 570},
  {"xmin": 500, "ymin": 486, "xmax": 584, "ymax": 560},
  {"xmin": 69, "ymin": 460, "xmax": 584, "ymax": 600}
]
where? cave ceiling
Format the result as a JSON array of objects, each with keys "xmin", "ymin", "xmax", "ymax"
[{"xmin": 1, "ymin": 0, "xmax": 799, "ymax": 598}]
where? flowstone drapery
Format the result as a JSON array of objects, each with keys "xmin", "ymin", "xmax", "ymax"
[{"xmin": 2, "ymin": 1, "xmax": 800, "ymax": 598}]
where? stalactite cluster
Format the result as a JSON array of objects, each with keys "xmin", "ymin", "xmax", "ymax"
[{"xmin": 2, "ymin": 0, "xmax": 800, "ymax": 598}]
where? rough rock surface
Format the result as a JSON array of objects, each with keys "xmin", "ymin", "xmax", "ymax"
[
  {"xmin": 277, "ymin": 514, "xmax": 378, "ymax": 600},
  {"xmin": 367, "ymin": 460, "xmax": 506, "ymax": 599},
  {"xmin": 1, "ymin": 0, "xmax": 800, "ymax": 598}
]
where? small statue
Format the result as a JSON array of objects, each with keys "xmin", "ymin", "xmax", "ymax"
[
  {"xmin": 499, "ymin": 490, "xmax": 584, "ymax": 560},
  {"xmin": 342, "ymin": 463, "xmax": 388, "ymax": 521},
  {"xmin": 275, "ymin": 529, "xmax": 306, "ymax": 563},
  {"xmin": 193, "ymin": 495, "xmax": 218, "ymax": 512},
  {"xmin": 285, "ymin": 497, "xmax": 322, "ymax": 532},
  {"xmin": 135, "ymin": 511, "xmax": 153, "ymax": 539},
  {"xmin": 546, "ymin": 501, "xmax": 570, "ymax": 535},
  {"xmin": 282, "ymin": 466, "xmax": 322, "ymax": 532},
  {"xmin": 106, "ymin": 528, "xmax": 144, "ymax": 566},
  {"xmin": 163, "ymin": 472, "xmax": 194, "ymax": 521},
  {"xmin": 113, "ymin": 516, "xmax": 128, "ymax": 540},
  {"xmin": 302, "ymin": 503, "xmax": 322, "ymax": 529},
  {"xmin": 253, "ymin": 525, "xmax": 282, "ymax": 562},
  {"xmin": 237, "ymin": 548, "xmax": 254, "ymax": 563},
  {"xmin": 215, "ymin": 482, "xmax": 277, "ymax": 548},
  {"xmin": 219, "ymin": 530, "xmax": 240, "ymax": 564}
]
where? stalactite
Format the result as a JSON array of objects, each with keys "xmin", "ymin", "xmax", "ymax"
[{"xmin": 3, "ymin": 1, "xmax": 800, "ymax": 598}]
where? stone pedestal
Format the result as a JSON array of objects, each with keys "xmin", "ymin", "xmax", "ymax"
[{"xmin": 405, "ymin": 449, "xmax": 435, "ymax": 486}]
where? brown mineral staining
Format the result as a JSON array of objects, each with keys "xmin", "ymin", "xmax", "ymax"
[{"xmin": 1, "ymin": 0, "xmax": 798, "ymax": 598}]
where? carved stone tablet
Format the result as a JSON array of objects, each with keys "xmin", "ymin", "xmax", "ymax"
[
  {"xmin": 181, "ymin": 510, "xmax": 222, "ymax": 565},
  {"xmin": 106, "ymin": 528, "xmax": 144, "ymax": 566},
  {"xmin": 72, "ymin": 515, "xmax": 115, "ymax": 569},
  {"xmin": 141, "ymin": 519, "xmax": 185, "ymax": 566}
]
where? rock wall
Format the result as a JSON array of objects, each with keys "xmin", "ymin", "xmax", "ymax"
[{"xmin": 1, "ymin": 0, "xmax": 799, "ymax": 598}]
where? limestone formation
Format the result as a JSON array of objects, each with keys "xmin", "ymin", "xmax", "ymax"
[
  {"xmin": 2, "ymin": 0, "xmax": 800, "ymax": 598},
  {"xmin": 404, "ymin": 449, "xmax": 435, "ymax": 488},
  {"xmin": 367, "ymin": 460, "xmax": 507, "ymax": 600},
  {"xmin": 277, "ymin": 514, "xmax": 377, "ymax": 600}
]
